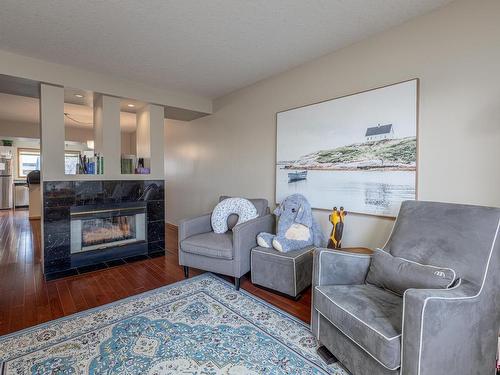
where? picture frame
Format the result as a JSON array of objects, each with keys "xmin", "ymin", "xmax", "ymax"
[{"xmin": 275, "ymin": 79, "xmax": 419, "ymax": 218}]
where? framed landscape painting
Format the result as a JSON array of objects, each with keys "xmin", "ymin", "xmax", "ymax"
[{"xmin": 276, "ymin": 79, "xmax": 418, "ymax": 217}]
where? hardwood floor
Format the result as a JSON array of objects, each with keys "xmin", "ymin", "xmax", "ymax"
[{"xmin": 0, "ymin": 209, "xmax": 312, "ymax": 336}]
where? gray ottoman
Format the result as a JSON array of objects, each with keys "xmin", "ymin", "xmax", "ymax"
[{"xmin": 251, "ymin": 246, "xmax": 314, "ymax": 298}]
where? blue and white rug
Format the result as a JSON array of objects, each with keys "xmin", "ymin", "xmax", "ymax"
[{"xmin": 0, "ymin": 274, "xmax": 348, "ymax": 374}]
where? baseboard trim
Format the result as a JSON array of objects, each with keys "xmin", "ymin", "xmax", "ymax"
[{"xmin": 166, "ymin": 222, "xmax": 178, "ymax": 231}]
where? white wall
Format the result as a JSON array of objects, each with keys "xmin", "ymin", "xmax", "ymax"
[{"xmin": 165, "ymin": 0, "xmax": 500, "ymax": 249}]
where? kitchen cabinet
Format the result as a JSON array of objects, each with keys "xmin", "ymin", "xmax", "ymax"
[{"xmin": 14, "ymin": 183, "xmax": 29, "ymax": 207}]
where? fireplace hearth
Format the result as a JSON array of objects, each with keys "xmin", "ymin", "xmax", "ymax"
[{"xmin": 43, "ymin": 180, "xmax": 165, "ymax": 280}]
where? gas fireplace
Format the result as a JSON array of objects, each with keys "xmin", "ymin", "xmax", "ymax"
[
  {"xmin": 71, "ymin": 203, "xmax": 146, "ymax": 254},
  {"xmin": 43, "ymin": 179, "xmax": 164, "ymax": 280}
]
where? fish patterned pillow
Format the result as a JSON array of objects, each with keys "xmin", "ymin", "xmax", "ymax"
[{"xmin": 211, "ymin": 197, "xmax": 258, "ymax": 234}]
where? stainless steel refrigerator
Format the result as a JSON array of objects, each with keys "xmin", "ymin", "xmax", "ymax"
[{"xmin": 0, "ymin": 157, "xmax": 13, "ymax": 209}]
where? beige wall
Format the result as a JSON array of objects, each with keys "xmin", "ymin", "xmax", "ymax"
[
  {"xmin": 121, "ymin": 132, "xmax": 136, "ymax": 156},
  {"xmin": 65, "ymin": 127, "xmax": 95, "ymax": 144},
  {"xmin": 0, "ymin": 120, "xmax": 40, "ymax": 138},
  {"xmin": 0, "ymin": 119, "xmax": 97, "ymax": 144},
  {"xmin": 166, "ymin": 0, "xmax": 500, "ymax": 248},
  {"xmin": 0, "ymin": 50, "xmax": 212, "ymax": 115}
]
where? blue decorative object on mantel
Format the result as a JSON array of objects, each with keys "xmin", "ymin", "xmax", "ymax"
[{"xmin": 0, "ymin": 274, "xmax": 348, "ymax": 374}]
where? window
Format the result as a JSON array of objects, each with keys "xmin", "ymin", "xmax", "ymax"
[
  {"xmin": 65, "ymin": 151, "xmax": 80, "ymax": 175},
  {"xmin": 17, "ymin": 148, "xmax": 40, "ymax": 178}
]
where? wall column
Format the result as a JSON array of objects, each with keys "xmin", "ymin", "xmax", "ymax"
[
  {"xmin": 93, "ymin": 94, "xmax": 121, "ymax": 178},
  {"xmin": 149, "ymin": 104, "xmax": 165, "ymax": 179},
  {"xmin": 136, "ymin": 104, "xmax": 164, "ymax": 179},
  {"xmin": 40, "ymin": 84, "xmax": 64, "ymax": 181},
  {"xmin": 136, "ymin": 106, "xmax": 151, "ymax": 169}
]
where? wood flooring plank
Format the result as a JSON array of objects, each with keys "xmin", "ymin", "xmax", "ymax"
[
  {"xmin": 0, "ymin": 211, "xmax": 312, "ymax": 336},
  {"xmin": 47, "ymin": 282, "xmax": 64, "ymax": 319},
  {"xmin": 66, "ymin": 277, "xmax": 89, "ymax": 312},
  {"xmin": 55, "ymin": 280, "xmax": 78, "ymax": 315}
]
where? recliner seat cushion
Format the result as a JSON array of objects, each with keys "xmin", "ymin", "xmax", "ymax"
[
  {"xmin": 314, "ymin": 284, "xmax": 403, "ymax": 370},
  {"xmin": 181, "ymin": 232, "xmax": 233, "ymax": 260},
  {"xmin": 366, "ymin": 248, "xmax": 457, "ymax": 295}
]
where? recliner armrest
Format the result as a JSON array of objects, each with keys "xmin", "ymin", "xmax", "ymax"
[
  {"xmin": 401, "ymin": 280, "xmax": 480, "ymax": 375},
  {"xmin": 312, "ymin": 248, "xmax": 372, "ymax": 288},
  {"xmin": 311, "ymin": 248, "xmax": 372, "ymax": 337},
  {"xmin": 178, "ymin": 213, "xmax": 212, "ymax": 244},
  {"xmin": 232, "ymin": 214, "xmax": 274, "ymax": 257}
]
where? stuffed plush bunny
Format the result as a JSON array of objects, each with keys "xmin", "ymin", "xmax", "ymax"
[{"xmin": 257, "ymin": 194, "xmax": 325, "ymax": 252}]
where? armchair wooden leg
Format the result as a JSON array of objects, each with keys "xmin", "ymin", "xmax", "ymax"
[
  {"xmin": 183, "ymin": 266, "xmax": 189, "ymax": 279},
  {"xmin": 234, "ymin": 277, "xmax": 241, "ymax": 291}
]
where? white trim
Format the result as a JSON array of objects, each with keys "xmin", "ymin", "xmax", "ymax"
[
  {"xmin": 400, "ymin": 289, "xmax": 408, "ymax": 371},
  {"xmin": 315, "ymin": 286, "xmax": 401, "ymax": 341},
  {"xmin": 317, "ymin": 309, "xmax": 321, "ymax": 339},
  {"xmin": 252, "ymin": 248, "xmax": 312, "ymax": 260},
  {"xmin": 251, "ymin": 249, "xmax": 254, "ymax": 281},
  {"xmin": 316, "ymin": 309, "xmax": 400, "ymax": 371},
  {"xmin": 374, "ymin": 248, "xmax": 458, "ymax": 288},
  {"xmin": 322, "ymin": 249, "xmax": 373, "ymax": 258},
  {"xmin": 314, "ymin": 247, "xmax": 376, "ymax": 366},
  {"xmin": 293, "ymin": 256, "xmax": 297, "ymax": 296},
  {"xmin": 381, "ymin": 208, "xmax": 399, "ymax": 249},
  {"xmin": 413, "ymin": 218, "xmax": 500, "ymax": 375},
  {"xmin": 400, "ymin": 278, "xmax": 462, "ymax": 373}
]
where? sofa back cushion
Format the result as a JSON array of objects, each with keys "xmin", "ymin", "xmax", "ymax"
[
  {"xmin": 384, "ymin": 200, "xmax": 500, "ymax": 287},
  {"xmin": 366, "ymin": 248, "xmax": 457, "ymax": 295}
]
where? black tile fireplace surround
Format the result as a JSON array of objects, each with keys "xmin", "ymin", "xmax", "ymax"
[{"xmin": 43, "ymin": 180, "xmax": 165, "ymax": 280}]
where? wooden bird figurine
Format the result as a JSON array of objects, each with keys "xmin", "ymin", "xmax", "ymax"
[{"xmin": 328, "ymin": 206, "xmax": 347, "ymax": 249}]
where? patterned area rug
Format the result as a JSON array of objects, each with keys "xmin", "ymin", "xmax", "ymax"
[{"xmin": 0, "ymin": 274, "xmax": 348, "ymax": 374}]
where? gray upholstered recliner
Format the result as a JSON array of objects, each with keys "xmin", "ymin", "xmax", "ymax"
[
  {"xmin": 311, "ymin": 200, "xmax": 500, "ymax": 375},
  {"xmin": 178, "ymin": 196, "xmax": 273, "ymax": 290}
]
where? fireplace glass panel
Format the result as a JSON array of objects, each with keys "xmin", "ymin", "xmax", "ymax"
[
  {"xmin": 70, "ymin": 205, "xmax": 146, "ymax": 254},
  {"xmin": 82, "ymin": 214, "xmax": 136, "ymax": 248}
]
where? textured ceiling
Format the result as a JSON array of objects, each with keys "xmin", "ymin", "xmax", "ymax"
[{"xmin": 0, "ymin": 0, "xmax": 452, "ymax": 98}]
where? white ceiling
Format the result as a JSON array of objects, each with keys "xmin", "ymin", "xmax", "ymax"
[
  {"xmin": 0, "ymin": 93, "xmax": 137, "ymax": 132},
  {"xmin": 0, "ymin": 1, "xmax": 452, "ymax": 99}
]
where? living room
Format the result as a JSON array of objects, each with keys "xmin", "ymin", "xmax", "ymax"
[{"xmin": 0, "ymin": 0, "xmax": 498, "ymax": 374}]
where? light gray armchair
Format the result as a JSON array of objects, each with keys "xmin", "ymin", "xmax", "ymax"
[
  {"xmin": 178, "ymin": 196, "xmax": 274, "ymax": 290},
  {"xmin": 311, "ymin": 200, "xmax": 500, "ymax": 375}
]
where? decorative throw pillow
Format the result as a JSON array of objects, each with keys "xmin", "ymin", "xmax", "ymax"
[
  {"xmin": 365, "ymin": 248, "xmax": 457, "ymax": 295},
  {"xmin": 211, "ymin": 197, "xmax": 258, "ymax": 234}
]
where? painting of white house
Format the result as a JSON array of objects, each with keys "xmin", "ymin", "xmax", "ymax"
[{"xmin": 276, "ymin": 79, "xmax": 418, "ymax": 217}]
